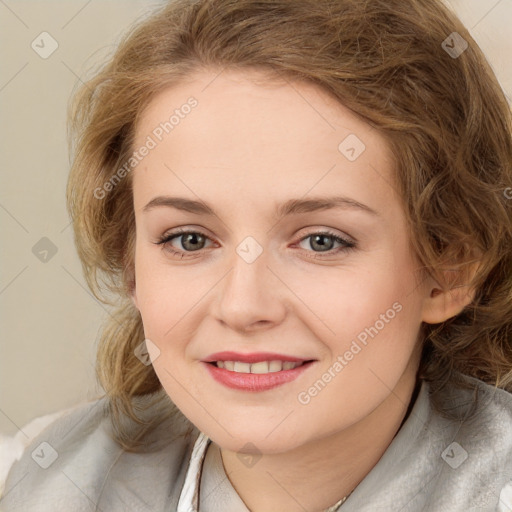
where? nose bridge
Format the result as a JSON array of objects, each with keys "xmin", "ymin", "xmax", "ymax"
[
  {"xmin": 214, "ymin": 235, "xmax": 286, "ymax": 331},
  {"xmin": 224, "ymin": 234, "xmax": 271, "ymax": 303},
  {"xmin": 235, "ymin": 235, "xmax": 265, "ymax": 267}
]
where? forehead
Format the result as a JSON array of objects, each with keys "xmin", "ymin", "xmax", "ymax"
[{"xmin": 132, "ymin": 68, "xmax": 398, "ymax": 216}]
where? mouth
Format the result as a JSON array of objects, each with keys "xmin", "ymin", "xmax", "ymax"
[
  {"xmin": 205, "ymin": 359, "xmax": 315, "ymax": 374},
  {"xmin": 201, "ymin": 352, "xmax": 317, "ymax": 391}
]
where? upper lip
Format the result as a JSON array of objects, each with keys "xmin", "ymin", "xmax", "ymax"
[{"xmin": 202, "ymin": 351, "xmax": 315, "ymax": 364}]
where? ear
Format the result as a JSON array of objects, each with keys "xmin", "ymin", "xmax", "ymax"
[{"xmin": 421, "ymin": 261, "xmax": 481, "ymax": 324}]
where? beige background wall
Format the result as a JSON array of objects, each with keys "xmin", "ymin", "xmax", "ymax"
[{"xmin": 1, "ymin": 0, "xmax": 511, "ymax": 436}]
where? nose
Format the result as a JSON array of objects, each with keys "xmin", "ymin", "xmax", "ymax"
[{"xmin": 213, "ymin": 244, "xmax": 288, "ymax": 334}]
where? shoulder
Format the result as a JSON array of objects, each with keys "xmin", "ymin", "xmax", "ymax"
[
  {"xmin": 426, "ymin": 375, "xmax": 512, "ymax": 509},
  {"xmin": 0, "ymin": 394, "xmax": 200, "ymax": 511},
  {"xmin": 345, "ymin": 376, "xmax": 512, "ymax": 511},
  {"xmin": 438, "ymin": 374, "xmax": 512, "ymax": 437},
  {"xmin": 429, "ymin": 374, "xmax": 512, "ymax": 460}
]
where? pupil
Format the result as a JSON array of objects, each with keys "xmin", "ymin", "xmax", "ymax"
[{"xmin": 312, "ymin": 234, "xmax": 332, "ymax": 252}]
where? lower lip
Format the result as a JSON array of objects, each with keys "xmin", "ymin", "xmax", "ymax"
[{"xmin": 202, "ymin": 361, "xmax": 315, "ymax": 391}]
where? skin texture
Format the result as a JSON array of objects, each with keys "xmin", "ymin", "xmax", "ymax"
[{"xmin": 130, "ymin": 68, "xmax": 476, "ymax": 512}]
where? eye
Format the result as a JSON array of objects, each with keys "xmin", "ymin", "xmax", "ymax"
[
  {"xmin": 155, "ymin": 228, "xmax": 214, "ymax": 257},
  {"xmin": 295, "ymin": 230, "xmax": 356, "ymax": 258}
]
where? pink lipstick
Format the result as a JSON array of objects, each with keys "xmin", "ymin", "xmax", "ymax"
[{"xmin": 201, "ymin": 351, "xmax": 316, "ymax": 391}]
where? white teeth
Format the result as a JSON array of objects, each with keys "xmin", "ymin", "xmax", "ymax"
[
  {"xmin": 215, "ymin": 360, "xmax": 304, "ymax": 373},
  {"xmin": 269, "ymin": 360, "xmax": 283, "ymax": 372},
  {"xmin": 233, "ymin": 362, "xmax": 251, "ymax": 373},
  {"xmin": 250, "ymin": 361, "xmax": 269, "ymax": 374}
]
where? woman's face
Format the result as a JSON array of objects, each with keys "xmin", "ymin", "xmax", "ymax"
[{"xmin": 130, "ymin": 68, "xmax": 431, "ymax": 453}]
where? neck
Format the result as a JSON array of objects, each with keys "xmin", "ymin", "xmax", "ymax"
[{"xmin": 219, "ymin": 358, "xmax": 422, "ymax": 512}]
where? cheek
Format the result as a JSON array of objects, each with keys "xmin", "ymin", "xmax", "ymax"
[
  {"xmin": 286, "ymin": 254, "xmax": 419, "ymax": 339},
  {"xmin": 134, "ymin": 249, "xmax": 181, "ymax": 335},
  {"xmin": 134, "ymin": 248, "xmax": 221, "ymax": 352},
  {"xmin": 289, "ymin": 272, "xmax": 423, "ymax": 429},
  {"xmin": 284, "ymin": 253, "xmax": 424, "ymax": 392}
]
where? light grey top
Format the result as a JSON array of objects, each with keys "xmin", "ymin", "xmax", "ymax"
[{"xmin": 1, "ymin": 375, "xmax": 512, "ymax": 511}]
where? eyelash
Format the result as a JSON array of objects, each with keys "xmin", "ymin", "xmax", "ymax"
[{"xmin": 154, "ymin": 228, "xmax": 357, "ymax": 260}]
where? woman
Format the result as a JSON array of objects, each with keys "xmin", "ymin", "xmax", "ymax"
[{"xmin": 2, "ymin": 0, "xmax": 512, "ymax": 510}]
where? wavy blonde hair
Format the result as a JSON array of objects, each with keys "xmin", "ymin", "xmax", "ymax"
[{"xmin": 66, "ymin": 0, "xmax": 512, "ymax": 449}]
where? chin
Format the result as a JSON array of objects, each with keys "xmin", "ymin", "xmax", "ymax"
[{"xmin": 206, "ymin": 425, "xmax": 308, "ymax": 455}]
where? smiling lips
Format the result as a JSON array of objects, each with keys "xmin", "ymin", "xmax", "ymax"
[{"xmin": 202, "ymin": 351, "xmax": 316, "ymax": 391}]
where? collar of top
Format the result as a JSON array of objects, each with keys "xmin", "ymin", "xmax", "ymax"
[{"xmin": 176, "ymin": 432, "xmax": 348, "ymax": 512}]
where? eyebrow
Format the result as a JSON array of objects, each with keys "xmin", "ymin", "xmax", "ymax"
[{"xmin": 142, "ymin": 195, "xmax": 379, "ymax": 218}]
